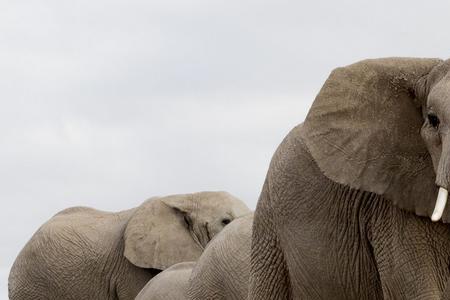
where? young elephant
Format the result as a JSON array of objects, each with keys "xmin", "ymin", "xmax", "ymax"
[
  {"xmin": 135, "ymin": 262, "xmax": 195, "ymax": 300},
  {"xmin": 8, "ymin": 191, "xmax": 250, "ymax": 300},
  {"xmin": 135, "ymin": 214, "xmax": 253, "ymax": 300}
]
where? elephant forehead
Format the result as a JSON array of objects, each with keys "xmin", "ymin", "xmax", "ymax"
[{"xmin": 192, "ymin": 192, "xmax": 249, "ymax": 216}]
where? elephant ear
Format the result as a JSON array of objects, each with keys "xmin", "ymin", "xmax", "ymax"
[
  {"xmin": 302, "ymin": 57, "xmax": 443, "ymax": 219},
  {"xmin": 124, "ymin": 195, "xmax": 203, "ymax": 270}
]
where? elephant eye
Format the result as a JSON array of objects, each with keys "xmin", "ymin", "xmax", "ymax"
[
  {"xmin": 428, "ymin": 113, "xmax": 440, "ymax": 129},
  {"xmin": 221, "ymin": 218, "xmax": 231, "ymax": 225}
]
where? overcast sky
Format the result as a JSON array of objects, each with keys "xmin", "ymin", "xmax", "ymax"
[{"xmin": 1, "ymin": 0, "xmax": 450, "ymax": 298}]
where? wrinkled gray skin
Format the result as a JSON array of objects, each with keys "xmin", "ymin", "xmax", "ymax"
[
  {"xmin": 249, "ymin": 58, "xmax": 450, "ymax": 299},
  {"xmin": 188, "ymin": 213, "xmax": 252, "ymax": 300},
  {"xmin": 9, "ymin": 191, "xmax": 250, "ymax": 300},
  {"xmin": 135, "ymin": 262, "xmax": 195, "ymax": 300}
]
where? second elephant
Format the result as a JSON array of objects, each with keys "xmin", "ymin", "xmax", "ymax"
[{"xmin": 9, "ymin": 191, "xmax": 250, "ymax": 300}]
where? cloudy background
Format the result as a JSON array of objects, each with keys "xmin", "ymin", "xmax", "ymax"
[{"xmin": 1, "ymin": 0, "xmax": 450, "ymax": 298}]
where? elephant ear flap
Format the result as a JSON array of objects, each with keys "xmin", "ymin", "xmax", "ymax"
[
  {"xmin": 301, "ymin": 58, "xmax": 442, "ymax": 218},
  {"xmin": 160, "ymin": 194, "xmax": 193, "ymax": 214},
  {"xmin": 124, "ymin": 195, "xmax": 202, "ymax": 270}
]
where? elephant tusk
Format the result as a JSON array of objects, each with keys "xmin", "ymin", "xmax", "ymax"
[{"xmin": 431, "ymin": 187, "xmax": 448, "ymax": 222}]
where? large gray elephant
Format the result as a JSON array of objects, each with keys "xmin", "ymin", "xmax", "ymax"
[
  {"xmin": 9, "ymin": 191, "xmax": 250, "ymax": 300},
  {"xmin": 249, "ymin": 58, "xmax": 450, "ymax": 299},
  {"xmin": 136, "ymin": 214, "xmax": 252, "ymax": 300}
]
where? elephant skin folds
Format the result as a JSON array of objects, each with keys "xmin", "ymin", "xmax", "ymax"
[{"xmin": 250, "ymin": 125, "xmax": 450, "ymax": 299}]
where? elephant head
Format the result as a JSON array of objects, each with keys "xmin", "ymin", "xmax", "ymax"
[
  {"xmin": 124, "ymin": 191, "xmax": 250, "ymax": 270},
  {"xmin": 301, "ymin": 57, "xmax": 450, "ymax": 222}
]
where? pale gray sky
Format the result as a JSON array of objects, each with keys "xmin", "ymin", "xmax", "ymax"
[{"xmin": 1, "ymin": 0, "xmax": 450, "ymax": 298}]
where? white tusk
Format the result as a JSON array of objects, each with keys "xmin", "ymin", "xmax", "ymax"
[{"xmin": 431, "ymin": 187, "xmax": 448, "ymax": 222}]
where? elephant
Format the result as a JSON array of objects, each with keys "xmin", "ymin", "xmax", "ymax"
[
  {"xmin": 188, "ymin": 213, "xmax": 252, "ymax": 300},
  {"xmin": 8, "ymin": 191, "xmax": 250, "ymax": 300},
  {"xmin": 135, "ymin": 262, "xmax": 195, "ymax": 300},
  {"xmin": 135, "ymin": 213, "xmax": 253, "ymax": 300},
  {"xmin": 248, "ymin": 58, "xmax": 450, "ymax": 299}
]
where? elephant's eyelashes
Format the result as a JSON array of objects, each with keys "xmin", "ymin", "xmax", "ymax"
[{"xmin": 428, "ymin": 113, "xmax": 440, "ymax": 128}]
